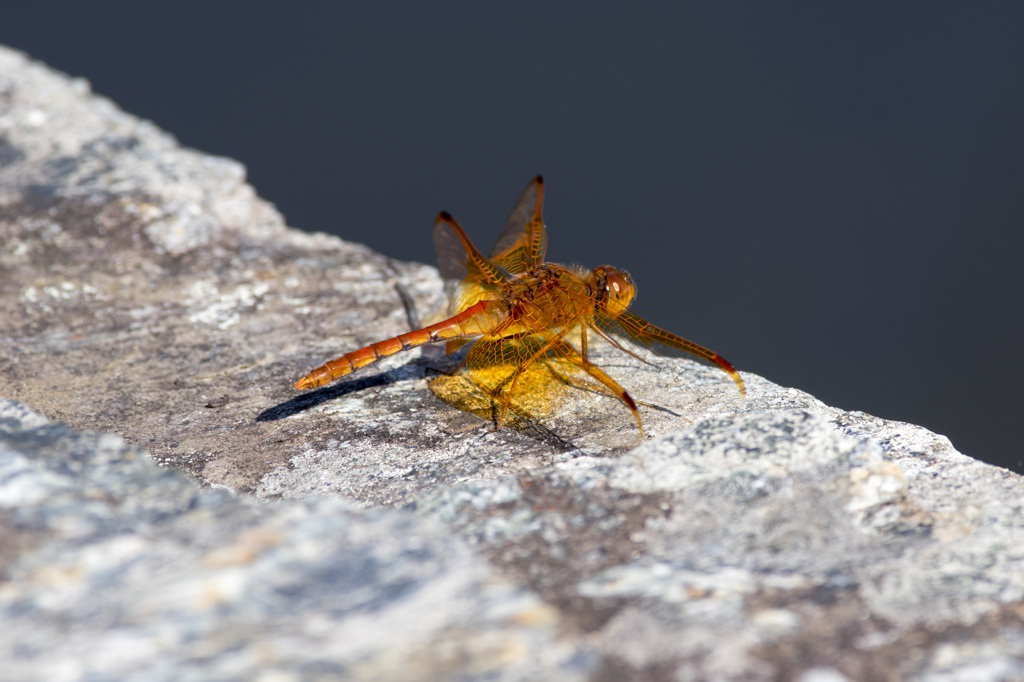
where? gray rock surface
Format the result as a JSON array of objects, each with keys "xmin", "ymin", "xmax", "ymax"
[
  {"xmin": 0, "ymin": 399, "xmax": 578, "ymax": 681},
  {"xmin": 2, "ymin": 44, "xmax": 1024, "ymax": 680}
]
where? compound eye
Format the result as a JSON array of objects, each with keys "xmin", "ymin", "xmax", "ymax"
[
  {"xmin": 607, "ymin": 271, "xmax": 627, "ymax": 295},
  {"xmin": 602, "ymin": 269, "xmax": 635, "ymax": 316}
]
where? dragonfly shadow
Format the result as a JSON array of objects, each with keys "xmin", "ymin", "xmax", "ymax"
[
  {"xmin": 256, "ymin": 372, "xmax": 398, "ymax": 422},
  {"xmin": 259, "ymin": 360, "xmax": 602, "ymax": 455}
]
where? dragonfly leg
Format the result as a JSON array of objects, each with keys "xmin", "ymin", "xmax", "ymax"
[
  {"xmin": 553, "ymin": 339, "xmax": 644, "ymax": 435},
  {"xmin": 492, "ymin": 330, "xmax": 571, "ymax": 429}
]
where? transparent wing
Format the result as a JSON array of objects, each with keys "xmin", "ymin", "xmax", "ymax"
[
  {"xmin": 592, "ymin": 310, "xmax": 745, "ymax": 393},
  {"xmin": 466, "ymin": 334, "xmax": 546, "ymax": 371},
  {"xmin": 489, "ymin": 175, "xmax": 547, "ymax": 274},
  {"xmin": 433, "ymin": 210, "xmax": 507, "ymax": 315}
]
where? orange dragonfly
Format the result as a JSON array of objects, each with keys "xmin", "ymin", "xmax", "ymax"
[{"xmin": 294, "ymin": 176, "xmax": 744, "ymax": 432}]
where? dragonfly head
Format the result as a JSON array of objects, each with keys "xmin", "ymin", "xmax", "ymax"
[{"xmin": 592, "ymin": 266, "xmax": 636, "ymax": 318}]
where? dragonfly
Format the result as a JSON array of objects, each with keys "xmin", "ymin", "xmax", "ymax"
[{"xmin": 294, "ymin": 176, "xmax": 745, "ymax": 432}]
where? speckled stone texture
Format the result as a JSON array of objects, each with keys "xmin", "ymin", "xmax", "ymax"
[
  {"xmin": 0, "ymin": 399, "xmax": 578, "ymax": 681},
  {"xmin": 2, "ymin": 45, "xmax": 1023, "ymax": 681}
]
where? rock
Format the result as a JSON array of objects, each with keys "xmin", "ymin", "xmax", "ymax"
[
  {"xmin": 0, "ymin": 399, "xmax": 579, "ymax": 681},
  {"xmin": 2, "ymin": 44, "xmax": 1024, "ymax": 680}
]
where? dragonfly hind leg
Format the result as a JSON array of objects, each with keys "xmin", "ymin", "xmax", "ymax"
[
  {"xmin": 491, "ymin": 335, "xmax": 644, "ymax": 435},
  {"xmin": 550, "ymin": 338, "xmax": 644, "ymax": 435},
  {"xmin": 492, "ymin": 330, "xmax": 572, "ymax": 429}
]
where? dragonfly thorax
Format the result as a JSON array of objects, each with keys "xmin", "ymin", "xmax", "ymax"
[{"xmin": 503, "ymin": 263, "xmax": 596, "ymax": 327}]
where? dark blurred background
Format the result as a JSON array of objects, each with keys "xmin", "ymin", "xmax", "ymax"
[{"xmin": 3, "ymin": 3, "xmax": 1021, "ymax": 471}]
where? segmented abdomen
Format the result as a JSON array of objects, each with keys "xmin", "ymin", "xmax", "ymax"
[{"xmin": 294, "ymin": 299, "xmax": 506, "ymax": 389}]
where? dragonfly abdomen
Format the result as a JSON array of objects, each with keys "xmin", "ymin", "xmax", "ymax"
[{"xmin": 294, "ymin": 299, "xmax": 506, "ymax": 389}]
